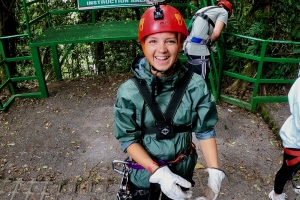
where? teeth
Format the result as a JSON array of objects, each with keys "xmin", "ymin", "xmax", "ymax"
[{"xmin": 155, "ymin": 56, "xmax": 169, "ymax": 60}]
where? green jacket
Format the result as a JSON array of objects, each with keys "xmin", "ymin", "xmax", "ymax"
[{"xmin": 113, "ymin": 54, "xmax": 218, "ymax": 188}]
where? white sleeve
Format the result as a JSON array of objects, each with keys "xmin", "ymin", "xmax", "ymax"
[{"xmin": 290, "ymin": 78, "xmax": 300, "ymax": 132}]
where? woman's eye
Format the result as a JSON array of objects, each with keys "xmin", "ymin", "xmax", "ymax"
[
  {"xmin": 148, "ymin": 40, "xmax": 156, "ymax": 43},
  {"xmin": 166, "ymin": 40, "xmax": 177, "ymax": 44}
]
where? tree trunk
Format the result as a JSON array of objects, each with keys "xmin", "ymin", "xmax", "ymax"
[
  {"xmin": 225, "ymin": 61, "xmax": 257, "ymax": 98},
  {"xmin": 94, "ymin": 10, "xmax": 106, "ymax": 74}
]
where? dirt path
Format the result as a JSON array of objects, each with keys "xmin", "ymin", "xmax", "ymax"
[{"xmin": 0, "ymin": 74, "xmax": 295, "ymax": 199}]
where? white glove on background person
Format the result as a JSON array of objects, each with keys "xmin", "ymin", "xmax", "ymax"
[
  {"xmin": 209, "ymin": 45, "xmax": 217, "ymax": 52},
  {"xmin": 207, "ymin": 168, "xmax": 225, "ymax": 200},
  {"xmin": 149, "ymin": 166, "xmax": 192, "ymax": 200}
]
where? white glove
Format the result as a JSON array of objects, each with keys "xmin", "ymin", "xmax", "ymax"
[
  {"xmin": 207, "ymin": 168, "xmax": 225, "ymax": 200},
  {"xmin": 149, "ymin": 166, "xmax": 192, "ymax": 200},
  {"xmin": 209, "ymin": 45, "xmax": 217, "ymax": 52}
]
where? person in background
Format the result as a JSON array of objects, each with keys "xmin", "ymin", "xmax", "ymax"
[
  {"xmin": 113, "ymin": 2, "xmax": 225, "ymax": 200},
  {"xmin": 268, "ymin": 68, "xmax": 300, "ymax": 200},
  {"xmin": 183, "ymin": 0, "xmax": 232, "ymax": 82}
]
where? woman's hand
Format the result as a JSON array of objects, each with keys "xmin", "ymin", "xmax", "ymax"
[{"xmin": 149, "ymin": 166, "xmax": 193, "ymax": 199}]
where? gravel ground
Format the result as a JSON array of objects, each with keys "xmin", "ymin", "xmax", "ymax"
[{"xmin": 0, "ymin": 74, "xmax": 295, "ymax": 200}]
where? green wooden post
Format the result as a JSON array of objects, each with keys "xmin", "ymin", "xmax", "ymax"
[
  {"xmin": 0, "ymin": 39, "xmax": 15, "ymax": 96},
  {"xmin": 31, "ymin": 47, "xmax": 49, "ymax": 98},
  {"xmin": 217, "ymin": 34, "xmax": 226, "ymax": 101},
  {"xmin": 43, "ymin": 0, "xmax": 52, "ymax": 27},
  {"xmin": 0, "ymin": 59, "xmax": 4, "ymax": 110},
  {"xmin": 250, "ymin": 41, "xmax": 267, "ymax": 111},
  {"xmin": 50, "ymin": 45, "xmax": 62, "ymax": 80}
]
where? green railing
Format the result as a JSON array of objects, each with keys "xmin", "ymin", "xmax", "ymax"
[
  {"xmin": 219, "ymin": 33, "xmax": 300, "ymax": 111},
  {"xmin": 1, "ymin": 0, "xmax": 299, "ymax": 112},
  {"xmin": 0, "ymin": 34, "xmax": 47, "ymax": 111}
]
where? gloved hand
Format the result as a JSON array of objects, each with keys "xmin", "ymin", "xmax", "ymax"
[
  {"xmin": 149, "ymin": 166, "xmax": 192, "ymax": 200},
  {"xmin": 209, "ymin": 45, "xmax": 217, "ymax": 52},
  {"xmin": 207, "ymin": 168, "xmax": 225, "ymax": 200},
  {"xmin": 205, "ymin": 37, "xmax": 212, "ymax": 47}
]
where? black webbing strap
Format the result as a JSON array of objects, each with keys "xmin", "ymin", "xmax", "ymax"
[
  {"xmin": 194, "ymin": 6, "xmax": 218, "ymax": 28},
  {"xmin": 164, "ymin": 71, "xmax": 193, "ymax": 121},
  {"xmin": 142, "ymin": 124, "xmax": 192, "ymax": 134},
  {"xmin": 132, "ymin": 70, "xmax": 193, "ymax": 134}
]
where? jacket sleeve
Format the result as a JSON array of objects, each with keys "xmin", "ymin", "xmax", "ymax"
[
  {"xmin": 290, "ymin": 78, "xmax": 300, "ymax": 132},
  {"xmin": 190, "ymin": 76, "xmax": 218, "ymax": 136},
  {"xmin": 114, "ymin": 82, "xmax": 143, "ymax": 145}
]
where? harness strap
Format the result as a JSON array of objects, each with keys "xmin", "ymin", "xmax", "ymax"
[
  {"xmin": 284, "ymin": 148, "xmax": 300, "ymax": 166},
  {"xmin": 168, "ymin": 142, "xmax": 196, "ymax": 164},
  {"xmin": 194, "ymin": 11, "xmax": 216, "ymax": 28},
  {"xmin": 187, "ymin": 56, "xmax": 210, "ymax": 79},
  {"xmin": 185, "ymin": 36, "xmax": 206, "ymax": 44},
  {"xmin": 143, "ymin": 124, "xmax": 192, "ymax": 134},
  {"xmin": 126, "ymin": 142, "xmax": 196, "ymax": 170},
  {"xmin": 132, "ymin": 70, "xmax": 193, "ymax": 133},
  {"xmin": 188, "ymin": 6, "xmax": 218, "ymax": 32}
]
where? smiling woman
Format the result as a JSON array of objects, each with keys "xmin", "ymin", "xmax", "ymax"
[
  {"xmin": 138, "ymin": 4, "xmax": 188, "ymax": 78},
  {"xmin": 113, "ymin": 2, "xmax": 224, "ymax": 200},
  {"xmin": 143, "ymin": 32, "xmax": 179, "ymax": 77}
]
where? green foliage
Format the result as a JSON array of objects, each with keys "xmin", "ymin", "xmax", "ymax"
[
  {"xmin": 223, "ymin": 0, "xmax": 300, "ymax": 80},
  {"xmin": 3, "ymin": 0, "xmax": 300, "ymax": 87}
]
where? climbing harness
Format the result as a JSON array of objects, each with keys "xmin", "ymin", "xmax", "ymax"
[
  {"xmin": 184, "ymin": 6, "xmax": 220, "ymax": 79},
  {"xmin": 112, "ymin": 158, "xmax": 133, "ymax": 200},
  {"xmin": 187, "ymin": 6, "xmax": 218, "ymax": 33},
  {"xmin": 185, "ymin": 6, "xmax": 219, "ymax": 48},
  {"xmin": 283, "ymin": 148, "xmax": 300, "ymax": 190},
  {"xmin": 284, "ymin": 148, "xmax": 300, "ymax": 166},
  {"xmin": 112, "ymin": 142, "xmax": 196, "ymax": 198},
  {"xmin": 112, "ymin": 69, "xmax": 196, "ymax": 197},
  {"xmin": 131, "ymin": 70, "xmax": 193, "ymax": 140},
  {"xmin": 186, "ymin": 55, "xmax": 210, "ymax": 79}
]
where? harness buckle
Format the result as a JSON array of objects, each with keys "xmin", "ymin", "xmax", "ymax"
[{"xmin": 138, "ymin": 190, "xmax": 149, "ymax": 196}]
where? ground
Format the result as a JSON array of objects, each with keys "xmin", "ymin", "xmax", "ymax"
[{"xmin": 0, "ymin": 74, "xmax": 297, "ymax": 199}]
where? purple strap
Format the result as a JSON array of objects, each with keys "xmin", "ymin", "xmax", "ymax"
[{"xmin": 126, "ymin": 160, "xmax": 167, "ymax": 170}]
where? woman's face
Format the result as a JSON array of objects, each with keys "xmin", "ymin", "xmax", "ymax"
[{"xmin": 143, "ymin": 32, "xmax": 179, "ymax": 76}]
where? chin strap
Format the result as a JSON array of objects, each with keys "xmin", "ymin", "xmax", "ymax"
[{"xmin": 150, "ymin": 63, "xmax": 176, "ymax": 75}]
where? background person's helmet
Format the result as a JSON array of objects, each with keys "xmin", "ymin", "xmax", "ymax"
[
  {"xmin": 138, "ymin": 5, "xmax": 188, "ymax": 42},
  {"xmin": 217, "ymin": 0, "xmax": 233, "ymax": 17}
]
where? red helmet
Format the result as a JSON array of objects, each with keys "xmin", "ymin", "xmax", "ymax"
[
  {"xmin": 138, "ymin": 5, "xmax": 188, "ymax": 42},
  {"xmin": 217, "ymin": 0, "xmax": 233, "ymax": 17}
]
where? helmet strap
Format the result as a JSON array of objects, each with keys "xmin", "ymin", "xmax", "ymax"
[{"xmin": 150, "ymin": 64, "xmax": 176, "ymax": 76}]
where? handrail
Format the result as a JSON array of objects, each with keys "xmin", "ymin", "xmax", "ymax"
[
  {"xmin": 220, "ymin": 32, "xmax": 300, "ymax": 111},
  {"xmin": 0, "ymin": 33, "xmax": 46, "ymax": 111},
  {"xmin": 225, "ymin": 32, "xmax": 300, "ymax": 45}
]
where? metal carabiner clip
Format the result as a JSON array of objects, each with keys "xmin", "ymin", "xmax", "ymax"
[{"xmin": 112, "ymin": 160, "xmax": 130, "ymax": 175}]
